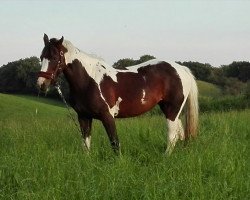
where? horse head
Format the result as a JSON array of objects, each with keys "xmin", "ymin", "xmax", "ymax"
[{"xmin": 37, "ymin": 34, "xmax": 66, "ymax": 92}]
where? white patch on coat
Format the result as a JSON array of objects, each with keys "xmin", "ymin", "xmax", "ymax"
[
  {"xmin": 63, "ymin": 40, "xmax": 163, "ymax": 82},
  {"xmin": 127, "ymin": 59, "xmax": 162, "ymax": 72},
  {"xmin": 61, "ymin": 40, "xmax": 166, "ymax": 117},
  {"xmin": 166, "ymin": 119, "xmax": 179, "ymax": 154},
  {"xmin": 109, "ymin": 97, "xmax": 122, "ymax": 117},
  {"xmin": 168, "ymin": 61, "xmax": 193, "ymax": 119},
  {"xmin": 141, "ymin": 89, "xmax": 146, "ymax": 104}
]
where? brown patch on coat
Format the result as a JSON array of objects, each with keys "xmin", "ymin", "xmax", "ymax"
[{"xmin": 100, "ymin": 62, "xmax": 184, "ymax": 119}]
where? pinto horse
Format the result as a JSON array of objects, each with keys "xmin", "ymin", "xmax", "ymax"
[{"xmin": 37, "ymin": 34, "xmax": 198, "ymax": 154}]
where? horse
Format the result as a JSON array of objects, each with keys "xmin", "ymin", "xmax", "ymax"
[{"xmin": 37, "ymin": 34, "xmax": 198, "ymax": 155}]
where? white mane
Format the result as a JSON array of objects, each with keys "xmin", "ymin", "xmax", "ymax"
[{"xmin": 62, "ymin": 40, "xmax": 104, "ymax": 62}]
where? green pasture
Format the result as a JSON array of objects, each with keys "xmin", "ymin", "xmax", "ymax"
[{"xmin": 0, "ymin": 93, "xmax": 249, "ymax": 199}]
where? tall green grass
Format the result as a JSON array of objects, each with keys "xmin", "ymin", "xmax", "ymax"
[{"xmin": 0, "ymin": 94, "xmax": 249, "ymax": 199}]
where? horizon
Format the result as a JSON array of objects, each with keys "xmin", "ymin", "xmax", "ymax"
[{"xmin": 0, "ymin": 0, "xmax": 249, "ymax": 67}]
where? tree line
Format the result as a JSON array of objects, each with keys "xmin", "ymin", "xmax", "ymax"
[{"xmin": 0, "ymin": 55, "xmax": 249, "ymax": 98}]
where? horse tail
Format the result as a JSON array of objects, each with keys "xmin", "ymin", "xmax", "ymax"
[{"xmin": 185, "ymin": 70, "xmax": 199, "ymax": 139}]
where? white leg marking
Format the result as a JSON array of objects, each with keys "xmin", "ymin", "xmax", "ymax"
[
  {"xmin": 166, "ymin": 119, "xmax": 180, "ymax": 154},
  {"xmin": 177, "ymin": 119, "xmax": 185, "ymax": 140},
  {"xmin": 85, "ymin": 136, "xmax": 91, "ymax": 150}
]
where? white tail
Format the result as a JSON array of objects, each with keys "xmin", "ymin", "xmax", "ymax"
[{"xmin": 185, "ymin": 72, "xmax": 199, "ymax": 139}]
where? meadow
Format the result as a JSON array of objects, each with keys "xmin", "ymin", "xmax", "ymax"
[{"xmin": 0, "ymin": 93, "xmax": 249, "ymax": 200}]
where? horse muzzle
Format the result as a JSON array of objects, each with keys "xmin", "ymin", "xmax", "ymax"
[{"xmin": 37, "ymin": 77, "xmax": 51, "ymax": 92}]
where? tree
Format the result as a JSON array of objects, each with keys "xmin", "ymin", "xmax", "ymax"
[
  {"xmin": 113, "ymin": 54, "xmax": 155, "ymax": 69},
  {"xmin": 137, "ymin": 55, "xmax": 155, "ymax": 64},
  {"xmin": 0, "ymin": 56, "xmax": 70, "ymax": 99},
  {"xmin": 222, "ymin": 61, "xmax": 250, "ymax": 82},
  {"xmin": 177, "ymin": 61, "xmax": 212, "ymax": 81},
  {"xmin": 112, "ymin": 58, "xmax": 135, "ymax": 69},
  {"xmin": 0, "ymin": 57, "xmax": 41, "ymax": 94}
]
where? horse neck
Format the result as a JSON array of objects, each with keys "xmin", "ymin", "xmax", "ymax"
[
  {"xmin": 63, "ymin": 58, "xmax": 93, "ymax": 93},
  {"xmin": 63, "ymin": 41, "xmax": 117, "ymax": 89},
  {"xmin": 63, "ymin": 49, "xmax": 109, "ymax": 92},
  {"xmin": 64, "ymin": 49, "xmax": 98, "ymax": 77}
]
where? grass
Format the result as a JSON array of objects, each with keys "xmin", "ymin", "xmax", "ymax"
[{"xmin": 0, "ymin": 93, "xmax": 249, "ymax": 199}]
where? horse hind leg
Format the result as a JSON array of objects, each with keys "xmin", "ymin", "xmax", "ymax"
[
  {"xmin": 159, "ymin": 102, "xmax": 184, "ymax": 154},
  {"xmin": 166, "ymin": 119, "xmax": 185, "ymax": 154},
  {"xmin": 177, "ymin": 119, "xmax": 185, "ymax": 141}
]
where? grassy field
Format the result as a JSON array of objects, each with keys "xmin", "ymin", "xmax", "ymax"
[{"xmin": 0, "ymin": 93, "xmax": 249, "ymax": 199}]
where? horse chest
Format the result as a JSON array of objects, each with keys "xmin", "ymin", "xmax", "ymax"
[{"xmin": 70, "ymin": 88, "xmax": 107, "ymax": 118}]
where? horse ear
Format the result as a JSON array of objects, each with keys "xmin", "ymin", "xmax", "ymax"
[
  {"xmin": 58, "ymin": 36, "xmax": 64, "ymax": 45},
  {"xmin": 43, "ymin": 33, "xmax": 49, "ymax": 46}
]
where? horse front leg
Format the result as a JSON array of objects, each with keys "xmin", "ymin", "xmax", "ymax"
[
  {"xmin": 101, "ymin": 112, "xmax": 120, "ymax": 155},
  {"xmin": 78, "ymin": 116, "xmax": 93, "ymax": 152}
]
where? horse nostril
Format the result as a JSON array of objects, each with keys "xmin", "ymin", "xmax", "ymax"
[{"xmin": 41, "ymin": 83, "xmax": 46, "ymax": 91}]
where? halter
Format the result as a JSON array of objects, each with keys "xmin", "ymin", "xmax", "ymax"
[{"xmin": 37, "ymin": 51, "xmax": 65, "ymax": 83}]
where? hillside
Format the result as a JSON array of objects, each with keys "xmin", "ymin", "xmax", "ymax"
[
  {"xmin": 0, "ymin": 93, "xmax": 67, "ymax": 120},
  {"xmin": 197, "ymin": 80, "xmax": 222, "ymax": 98}
]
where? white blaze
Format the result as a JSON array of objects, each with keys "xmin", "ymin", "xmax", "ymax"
[
  {"xmin": 37, "ymin": 77, "xmax": 46, "ymax": 87},
  {"xmin": 40, "ymin": 58, "xmax": 49, "ymax": 72},
  {"xmin": 37, "ymin": 58, "xmax": 49, "ymax": 87}
]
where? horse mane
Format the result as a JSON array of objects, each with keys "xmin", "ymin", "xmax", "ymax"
[{"xmin": 62, "ymin": 40, "xmax": 105, "ymax": 62}]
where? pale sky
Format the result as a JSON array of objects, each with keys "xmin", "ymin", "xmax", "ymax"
[{"xmin": 0, "ymin": 0, "xmax": 249, "ymax": 67}]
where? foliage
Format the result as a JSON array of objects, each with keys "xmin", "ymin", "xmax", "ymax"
[
  {"xmin": 113, "ymin": 55, "xmax": 155, "ymax": 69},
  {"xmin": 178, "ymin": 61, "xmax": 250, "ymax": 96},
  {"xmin": 177, "ymin": 61, "xmax": 212, "ymax": 82},
  {"xmin": 244, "ymin": 81, "xmax": 250, "ymax": 99},
  {"xmin": 0, "ymin": 93, "xmax": 249, "ymax": 199},
  {"xmin": 0, "ymin": 57, "xmax": 69, "ymax": 99},
  {"xmin": 1, "ymin": 55, "xmax": 250, "ymax": 100},
  {"xmin": 112, "ymin": 58, "xmax": 135, "ymax": 69},
  {"xmin": 222, "ymin": 61, "xmax": 250, "ymax": 82},
  {"xmin": 0, "ymin": 57, "xmax": 40, "ymax": 94},
  {"xmin": 199, "ymin": 95, "xmax": 249, "ymax": 113}
]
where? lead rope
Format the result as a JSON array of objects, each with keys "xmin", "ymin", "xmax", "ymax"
[
  {"xmin": 36, "ymin": 90, "xmax": 40, "ymax": 115},
  {"xmin": 55, "ymin": 83, "xmax": 89, "ymax": 152}
]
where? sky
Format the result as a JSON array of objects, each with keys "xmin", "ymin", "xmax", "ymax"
[{"xmin": 0, "ymin": 0, "xmax": 249, "ymax": 67}]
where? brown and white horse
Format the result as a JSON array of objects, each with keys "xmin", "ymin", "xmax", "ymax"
[{"xmin": 37, "ymin": 34, "xmax": 198, "ymax": 154}]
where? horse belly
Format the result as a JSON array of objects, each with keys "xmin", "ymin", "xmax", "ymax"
[{"xmin": 115, "ymin": 95, "xmax": 159, "ymax": 118}]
